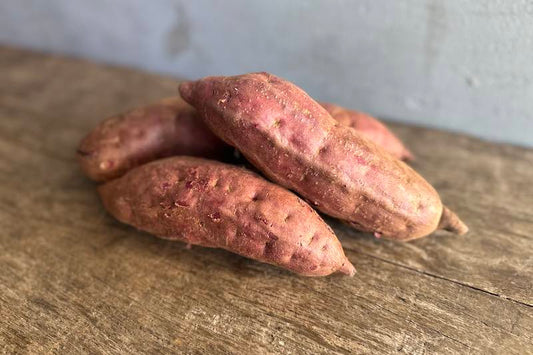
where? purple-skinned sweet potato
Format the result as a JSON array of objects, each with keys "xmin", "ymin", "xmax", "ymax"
[
  {"xmin": 320, "ymin": 102, "xmax": 413, "ymax": 161},
  {"xmin": 98, "ymin": 156, "xmax": 355, "ymax": 277},
  {"xmin": 179, "ymin": 72, "xmax": 468, "ymax": 241},
  {"xmin": 77, "ymin": 97, "xmax": 229, "ymax": 182}
]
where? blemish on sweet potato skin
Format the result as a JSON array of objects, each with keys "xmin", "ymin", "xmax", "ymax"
[
  {"xmin": 179, "ymin": 73, "xmax": 467, "ymax": 241},
  {"xmin": 77, "ymin": 97, "xmax": 228, "ymax": 182},
  {"xmin": 320, "ymin": 102, "xmax": 413, "ymax": 161},
  {"xmin": 98, "ymin": 156, "xmax": 355, "ymax": 276}
]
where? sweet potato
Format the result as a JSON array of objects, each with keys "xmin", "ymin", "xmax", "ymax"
[
  {"xmin": 320, "ymin": 102, "xmax": 413, "ymax": 161},
  {"xmin": 98, "ymin": 156, "xmax": 355, "ymax": 276},
  {"xmin": 179, "ymin": 72, "xmax": 468, "ymax": 241},
  {"xmin": 77, "ymin": 97, "xmax": 229, "ymax": 182}
]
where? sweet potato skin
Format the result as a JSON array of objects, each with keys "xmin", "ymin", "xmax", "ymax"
[
  {"xmin": 98, "ymin": 156, "xmax": 355, "ymax": 276},
  {"xmin": 320, "ymin": 102, "xmax": 413, "ymax": 161},
  {"xmin": 77, "ymin": 97, "xmax": 228, "ymax": 182},
  {"xmin": 180, "ymin": 73, "xmax": 467, "ymax": 241}
]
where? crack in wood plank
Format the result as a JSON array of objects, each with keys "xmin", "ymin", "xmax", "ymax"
[{"xmin": 355, "ymin": 250, "xmax": 533, "ymax": 309}]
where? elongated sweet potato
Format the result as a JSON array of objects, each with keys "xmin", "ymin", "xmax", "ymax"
[
  {"xmin": 320, "ymin": 102, "xmax": 413, "ymax": 161},
  {"xmin": 98, "ymin": 156, "xmax": 355, "ymax": 276},
  {"xmin": 179, "ymin": 72, "xmax": 468, "ymax": 241},
  {"xmin": 77, "ymin": 97, "xmax": 228, "ymax": 182}
]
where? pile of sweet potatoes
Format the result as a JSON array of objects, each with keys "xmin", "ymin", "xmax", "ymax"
[{"xmin": 78, "ymin": 72, "xmax": 467, "ymax": 277}]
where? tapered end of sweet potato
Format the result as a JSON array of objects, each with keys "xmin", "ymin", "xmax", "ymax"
[
  {"xmin": 402, "ymin": 148, "xmax": 415, "ymax": 162},
  {"xmin": 178, "ymin": 81, "xmax": 194, "ymax": 103},
  {"xmin": 438, "ymin": 206, "xmax": 469, "ymax": 235},
  {"xmin": 339, "ymin": 259, "xmax": 356, "ymax": 277}
]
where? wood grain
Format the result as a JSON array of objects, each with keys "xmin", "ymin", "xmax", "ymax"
[{"xmin": 0, "ymin": 46, "xmax": 531, "ymax": 354}]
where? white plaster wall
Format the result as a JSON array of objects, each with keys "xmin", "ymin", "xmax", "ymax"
[{"xmin": 1, "ymin": 0, "xmax": 532, "ymax": 146}]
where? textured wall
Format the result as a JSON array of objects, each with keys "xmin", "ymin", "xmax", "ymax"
[{"xmin": 1, "ymin": 0, "xmax": 532, "ymax": 146}]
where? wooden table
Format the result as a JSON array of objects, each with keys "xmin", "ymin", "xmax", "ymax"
[{"xmin": 1, "ymin": 46, "xmax": 531, "ymax": 354}]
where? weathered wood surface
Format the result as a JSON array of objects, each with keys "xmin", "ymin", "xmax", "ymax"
[{"xmin": 0, "ymin": 46, "xmax": 531, "ymax": 354}]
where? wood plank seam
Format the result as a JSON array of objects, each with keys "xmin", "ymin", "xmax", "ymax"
[{"xmin": 354, "ymin": 250, "xmax": 533, "ymax": 309}]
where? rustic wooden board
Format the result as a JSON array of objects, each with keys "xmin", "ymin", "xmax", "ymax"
[{"xmin": 0, "ymin": 46, "xmax": 531, "ymax": 354}]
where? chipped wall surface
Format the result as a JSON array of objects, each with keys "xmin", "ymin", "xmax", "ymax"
[{"xmin": 1, "ymin": 0, "xmax": 532, "ymax": 146}]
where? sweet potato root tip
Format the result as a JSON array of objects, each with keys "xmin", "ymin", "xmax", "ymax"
[
  {"xmin": 339, "ymin": 259, "xmax": 356, "ymax": 276},
  {"xmin": 438, "ymin": 206, "xmax": 469, "ymax": 235},
  {"xmin": 402, "ymin": 148, "xmax": 415, "ymax": 162},
  {"xmin": 179, "ymin": 81, "xmax": 194, "ymax": 103}
]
